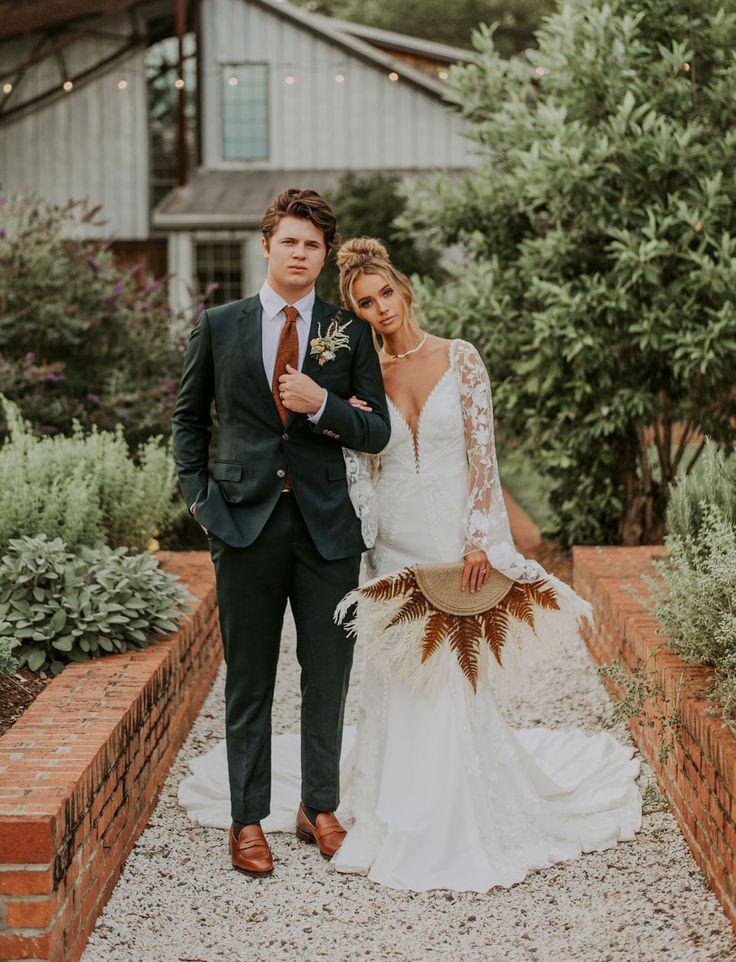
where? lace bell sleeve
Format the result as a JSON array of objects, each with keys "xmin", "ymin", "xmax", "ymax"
[
  {"xmin": 343, "ymin": 449, "xmax": 380, "ymax": 549},
  {"xmin": 455, "ymin": 340, "xmax": 544, "ymax": 581},
  {"xmin": 455, "ymin": 341, "xmax": 496, "ymax": 557}
]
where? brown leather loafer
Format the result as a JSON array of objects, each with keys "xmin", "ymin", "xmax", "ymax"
[
  {"xmin": 229, "ymin": 823, "xmax": 273, "ymax": 877},
  {"xmin": 295, "ymin": 803, "xmax": 347, "ymax": 859}
]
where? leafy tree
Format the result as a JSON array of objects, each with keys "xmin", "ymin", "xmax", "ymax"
[
  {"xmin": 293, "ymin": 0, "xmax": 555, "ymax": 57},
  {"xmin": 317, "ymin": 172, "xmax": 445, "ymax": 303},
  {"xmin": 0, "ymin": 194, "xmax": 204, "ymax": 446},
  {"xmin": 398, "ymin": 1, "xmax": 736, "ymax": 545}
]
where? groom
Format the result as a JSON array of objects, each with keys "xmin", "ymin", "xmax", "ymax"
[{"xmin": 172, "ymin": 188, "xmax": 390, "ymax": 876}]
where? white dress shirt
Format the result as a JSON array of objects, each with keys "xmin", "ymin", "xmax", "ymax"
[{"xmin": 259, "ymin": 281, "xmax": 327, "ymax": 423}]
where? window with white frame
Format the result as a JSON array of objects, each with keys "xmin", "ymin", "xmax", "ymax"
[
  {"xmin": 195, "ymin": 241, "xmax": 244, "ymax": 305},
  {"xmin": 222, "ymin": 63, "xmax": 269, "ymax": 161}
]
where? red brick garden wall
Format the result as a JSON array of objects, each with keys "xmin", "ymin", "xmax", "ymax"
[
  {"xmin": 574, "ymin": 546, "xmax": 736, "ymax": 933},
  {"xmin": 0, "ymin": 552, "xmax": 219, "ymax": 962}
]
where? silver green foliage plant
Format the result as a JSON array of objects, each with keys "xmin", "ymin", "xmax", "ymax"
[
  {"xmin": 0, "ymin": 535, "xmax": 191, "ymax": 675},
  {"xmin": 0, "ymin": 636, "xmax": 19, "ymax": 675},
  {"xmin": 665, "ymin": 440, "xmax": 736, "ymax": 545},
  {"xmin": 651, "ymin": 444, "xmax": 736, "ymax": 720},
  {"xmin": 0, "ymin": 398, "xmax": 178, "ymax": 554}
]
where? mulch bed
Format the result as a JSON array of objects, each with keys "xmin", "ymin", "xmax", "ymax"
[{"xmin": 0, "ymin": 666, "xmax": 53, "ymax": 738}]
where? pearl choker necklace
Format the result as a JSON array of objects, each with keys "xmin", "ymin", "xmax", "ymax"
[{"xmin": 382, "ymin": 332, "xmax": 428, "ymax": 360}]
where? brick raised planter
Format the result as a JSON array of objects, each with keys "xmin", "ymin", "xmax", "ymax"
[
  {"xmin": 574, "ymin": 546, "xmax": 736, "ymax": 933},
  {"xmin": 0, "ymin": 552, "xmax": 219, "ymax": 962}
]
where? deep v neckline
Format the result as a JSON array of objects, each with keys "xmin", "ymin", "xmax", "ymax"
[{"xmin": 387, "ymin": 365, "xmax": 453, "ymax": 472}]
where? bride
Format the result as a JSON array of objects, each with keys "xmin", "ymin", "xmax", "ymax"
[{"xmin": 179, "ymin": 238, "xmax": 642, "ymax": 892}]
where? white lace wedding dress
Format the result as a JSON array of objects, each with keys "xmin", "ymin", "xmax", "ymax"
[{"xmin": 179, "ymin": 339, "xmax": 642, "ymax": 891}]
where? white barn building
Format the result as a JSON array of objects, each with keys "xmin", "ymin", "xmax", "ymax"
[{"xmin": 0, "ymin": 0, "xmax": 478, "ymax": 306}]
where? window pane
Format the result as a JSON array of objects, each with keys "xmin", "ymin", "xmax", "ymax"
[
  {"xmin": 195, "ymin": 242, "xmax": 243, "ymax": 305},
  {"xmin": 222, "ymin": 64, "xmax": 269, "ymax": 161}
]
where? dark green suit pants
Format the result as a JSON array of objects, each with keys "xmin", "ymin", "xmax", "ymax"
[{"xmin": 208, "ymin": 493, "xmax": 360, "ymax": 825}]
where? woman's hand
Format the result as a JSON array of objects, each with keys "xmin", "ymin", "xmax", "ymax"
[
  {"xmin": 347, "ymin": 395, "xmax": 373, "ymax": 412},
  {"xmin": 461, "ymin": 549, "xmax": 490, "ymax": 593}
]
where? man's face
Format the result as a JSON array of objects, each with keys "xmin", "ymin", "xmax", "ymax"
[{"xmin": 262, "ymin": 215, "xmax": 327, "ymax": 298}]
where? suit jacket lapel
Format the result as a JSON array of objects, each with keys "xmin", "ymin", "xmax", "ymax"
[
  {"xmin": 300, "ymin": 296, "xmax": 333, "ymax": 381},
  {"xmin": 239, "ymin": 295, "xmax": 283, "ymax": 429},
  {"xmin": 284, "ymin": 296, "xmax": 335, "ymax": 430}
]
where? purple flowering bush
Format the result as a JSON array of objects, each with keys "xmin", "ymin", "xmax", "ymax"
[{"xmin": 0, "ymin": 194, "xmax": 204, "ymax": 446}]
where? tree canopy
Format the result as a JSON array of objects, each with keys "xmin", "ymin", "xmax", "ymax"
[
  {"xmin": 292, "ymin": 0, "xmax": 555, "ymax": 56},
  {"xmin": 398, "ymin": 0, "xmax": 736, "ymax": 545}
]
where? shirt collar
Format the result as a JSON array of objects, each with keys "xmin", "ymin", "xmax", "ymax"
[{"xmin": 259, "ymin": 281, "xmax": 315, "ymax": 324}]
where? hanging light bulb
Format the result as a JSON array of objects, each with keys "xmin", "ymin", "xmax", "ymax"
[
  {"xmin": 228, "ymin": 75, "xmax": 238, "ymax": 86},
  {"xmin": 117, "ymin": 79, "xmax": 128, "ymax": 90},
  {"xmin": 2, "ymin": 82, "xmax": 11, "ymax": 94},
  {"xmin": 335, "ymin": 73, "xmax": 345, "ymax": 84},
  {"xmin": 285, "ymin": 74, "xmax": 295, "ymax": 85},
  {"xmin": 63, "ymin": 80, "xmax": 73, "ymax": 91},
  {"xmin": 388, "ymin": 71, "xmax": 399, "ymax": 82},
  {"xmin": 535, "ymin": 66, "xmax": 545, "ymax": 76},
  {"xmin": 438, "ymin": 70, "xmax": 448, "ymax": 80},
  {"xmin": 175, "ymin": 77, "xmax": 184, "ymax": 89}
]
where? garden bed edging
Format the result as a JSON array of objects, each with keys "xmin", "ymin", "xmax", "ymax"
[
  {"xmin": 0, "ymin": 552, "xmax": 219, "ymax": 962},
  {"xmin": 574, "ymin": 545, "xmax": 736, "ymax": 933}
]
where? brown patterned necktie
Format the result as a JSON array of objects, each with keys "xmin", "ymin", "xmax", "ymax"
[{"xmin": 272, "ymin": 305, "xmax": 299, "ymax": 425}]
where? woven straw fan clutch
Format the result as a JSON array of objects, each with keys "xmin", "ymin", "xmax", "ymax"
[{"xmin": 336, "ymin": 560, "xmax": 591, "ymax": 695}]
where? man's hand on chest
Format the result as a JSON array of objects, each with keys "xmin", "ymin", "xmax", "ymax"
[{"xmin": 278, "ymin": 363, "xmax": 328, "ymax": 416}]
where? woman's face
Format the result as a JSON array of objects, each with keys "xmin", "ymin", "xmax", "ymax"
[{"xmin": 351, "ymin": 271, "xmax": 406, "ymax": 336}]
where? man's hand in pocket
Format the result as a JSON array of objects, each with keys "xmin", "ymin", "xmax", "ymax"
[{"xmin": 191, "ymin": 502, "xmax": 208, "ymax": 536}]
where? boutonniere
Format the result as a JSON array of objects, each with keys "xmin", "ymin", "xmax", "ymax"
[{"xmin": 309, "ymin": 311, "xmax": 352, "ymax": 366}]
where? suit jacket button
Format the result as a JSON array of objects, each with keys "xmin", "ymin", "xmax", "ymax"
[
  {"xmin": 282, "ymin": 432, "xmax": 289, "ymax": 441},
  {"xmin": 276, "ymin": 469, "xmax": 286, "ymax": 478}
]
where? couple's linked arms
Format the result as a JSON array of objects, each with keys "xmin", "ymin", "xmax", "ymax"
[
  {"xmin": 172, "ymin": 310, "xmax": 391, "ymax": 513},
  {"xmin": 306, "ymin": 320, "xmax": 390, "ymax": 454}
]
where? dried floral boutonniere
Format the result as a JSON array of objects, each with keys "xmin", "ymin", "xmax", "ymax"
[{"xmin": 309, "ymin": 311, "xmax": 352, "ymax": 365}]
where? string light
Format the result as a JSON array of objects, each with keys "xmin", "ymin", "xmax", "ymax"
[
  {"xmin": 117, "ymin": 79, "xmax": 127, "ymax": 89},
  {"xmin": 175, "ymin": 77, "xmax": 184, "ymax": 89},
  {"xmin": 535, "ymin": 66, "xmax": 545, "ymax": 76},
  {"xmin": 438, "ymin": 70, "xmax": 448, "ymax": 80},
  {"xmin": 683, "ymin": 62, "xmax": 691, "ymax": 72},
  {"xmin": 285, "ymin": 74, "xmax": 295, "ymax": 85},
  {"xmin": 63, "ymin": 80, "xmax": 73, "ymax": 91},
  {"xmin": 335, "ymin": 73, "xmax": 345, "ymax": 84},
  {"xmin": 2, "ymin": 82, "xmax": 11, "ymax": 94},
  {"xmin": 388, "ymin": 71, "xmax": 399, "ymax": 82},
  {"xmin": 227, "ymin": 75, "xmax": 238, "ymax": 86}
]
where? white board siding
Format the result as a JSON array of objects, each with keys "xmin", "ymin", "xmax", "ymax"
[
  {"xmin": 0, "ymin": 21, "xmax": 149, "ymax": 240},
  {"xmin": 200, "ymin": 0, "xmax": 475, "ymax": 171}
]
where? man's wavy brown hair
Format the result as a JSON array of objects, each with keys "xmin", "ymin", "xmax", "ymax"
[{"xmin": 260, "ymin": 188, "xmax": 340, "ymax": 252}]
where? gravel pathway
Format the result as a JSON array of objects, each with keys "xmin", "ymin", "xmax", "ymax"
[{"xmin": 82, "ymin": 606, "xmax": 736, "ymax": 962}]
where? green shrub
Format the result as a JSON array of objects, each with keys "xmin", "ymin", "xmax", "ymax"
[
  {"xmin": 0, "ymin": 535, "xmax": 191, "ymax": 675},
  {"xmin": 0, "ymin": 397, "xmax": 178, "ymax": 553},
  {"xmin": 654, "ymin": 505, "xmax": 736, "ymax": 667},
  {"xmin": 399, "ymin": 0, "xmax": 736, "ymax": 545},
  {"xmin": 666, "ymin": 441, "xmax": 736, "ymax": 545},
  {"xmin": 0, "ymin": 635, "xmax": 19, "ymax": 675},
  {"xmin": 653, "ymin": 502, "xmax": 736, "ymax": 720},
  {"xmin": 0, "ymin": 194, "xmax": 204, "ymax": 445}
]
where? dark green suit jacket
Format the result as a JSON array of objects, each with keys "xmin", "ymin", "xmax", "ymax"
[{"xmin": 171, "ymin": 294, "xmax": 390, "ymax": 559}]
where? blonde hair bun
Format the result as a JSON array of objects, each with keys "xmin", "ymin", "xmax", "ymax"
[{"xmin": 336, "ymin": 237, "xmax": 390, "ymax": 272}]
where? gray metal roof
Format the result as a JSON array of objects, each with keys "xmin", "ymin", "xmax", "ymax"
[
  {"xmin": 247, "ymin": 0, "xmax": 448, "ymax": 100},
  {"xmin": 153, "ymin": 167, "xmax": 455, "ymax": 230},
  {"xmin": 308, "ymin": 13, "xmax": 476, "ymax": 66}
]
